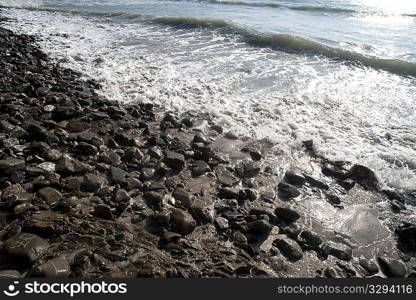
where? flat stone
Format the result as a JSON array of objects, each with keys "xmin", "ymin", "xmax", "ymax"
[
  {"xmin": 218, "ymin": 187, "xmax": 240, "ymax": 199},
  {"xmin": 0, "ymin": 158, "xmax": 25, "ymax": 174},
  {"xmin": 274, "ymin": 237, "xmax": 303, "ymax": 260},
  {"xmin": 215, "ymin": 166, "xmax": 239, "ymax": 187},
  {"xmin": 164, "ymin": 151, "xmax": 185, "ymax": 170},
  {"xmin": 4, "ymin": 233, "xmax": 50, "ymax": 263},
  {"xmin": 192, "ymin": 160, "xmax": 210, "ymax": 177},
  {"xmin": 284, "ymin": 169, "xmax": 306, "ymax": 186},
  {"xmin": 377, "ymin": 257, "xmax": 406, "ymax": 278},
  {"xmin": 321, "ymin": 241, "xmax": 353, "ymax": 261},
  {"xmin": 274, "ymin": 206, "xmax": 301, "ymax": 222},
  {"xmin": 277, "ymin": 182, "xmax": 300, "ymax": 199},
  {"xmin": 172, "ymin": 188, "xmax": 194, "ymax": 208},
  {"xmin": 83, "ymin": 173, "xmax": 106, "ymax": 192},
  {"xmin": 38, "ymin": 187, "xmax": 62, "ymax": 204},
  {"xmin": 37, "ymin": 257, "xmax": 70, "ymax": 277},
  {"xmin": 110, "ymin": 166, "xmax": 126, "ymax": 184}
]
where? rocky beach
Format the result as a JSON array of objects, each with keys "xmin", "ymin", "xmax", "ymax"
[{"xmin": 0, "ymin": 12, "xmax": 416, "ymax": 278}]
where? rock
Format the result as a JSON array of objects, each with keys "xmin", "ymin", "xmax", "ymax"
[
  {"xmin": 395, "ymin": 222, "xmax": 416, "ymax": 250},
  {"xmin": 277, "ymin": 182, "xmax": 300, "ymax": 199},
  {"xmin": 169, "ymin": 209, "xmax": 196, "ymax": 235},
  {"xmin": 248, "ymin": 220, "xmax": 272, "ymax": 234},
  {"xmin": 245, "ymin": 189, "xmax": 257, "ymax": 201},
  {"xmin": 141, "ymin": 168, "xmax": 155, "ymax": 181},
  {"xmin": 359, "ymin": 259, "xmax": 379, "ymax": 276},
  {"xmin": 83, "ymin": 173, "xmax": 106, "ymax": 193},
  {"xmin": 215, "ymin": 217, "xmax": 229, "ymax": 230},
  {"xmin": 377, "ymin": 257, "xmax": 406, "ymax": 278},
  {"xmin": 391, "ymin": 200, "xmax": 406, "ymax": 212},
  {"xmin": 192, "ymin": 160, "xmax": 211, "ymax": 177},
  {"xmin": 189, "ymin": 201, "xmax": 214, "ymax": 223},
  {"xmin": 261, "ymin": 191, "xmax": 275, "ymax": 203},
  {"xmin": 123, "ymin": 147, "xmax": 144, "ymax": 163},
  {"xmin": 164, "ymin": 151, "xmax": 185, "ymax": 170},
  {"xmin": 0, "ymin": 270, "xmax": 21, "ymax": 278},
  {"xmin": 274, "ymin": 206, "xmax": 301, "ymax": 222},
  {"xmin": 37, "ymin": 162, "xmax": 56, "ymax": 173},
  {"xmin": 304, "ymin": 174, "xmax": 329, "ymax": 190},
  {"xmin": 4, "ymin": 233, "xmax": 49, "ymax": 263},
  {"xmin": 93, "ymin": 205, "xmax": 113, "ymax": 220},
  {"xmin": 281, "ymin": 223, "xmax": 301, "ymax": 238},
  {"xmin": 224, "ymin": 132, "xmax": 238, "ymax": 140},
  {"xmin": 193, "ymin": 133, "xmax": 210, "ymax": 145},
  {"xmin": 75, "ymin": 142, "xmax": 98, "ymax": 155},
  {"xmin": 114, "ymin": 189, "xmax": 130, "ymax": 202},
  {"xmin": 321, "ymin": 241, "xmax": 352, "ymax": 261},
  {"xmin": 322, "ymin": 164, "xmax": 348, "ymax": 180},
  {"xmin": 274, "ymin": 237, "xmax": 303, "ymax": 260},
  {"xmin": 216, "ymin": 166, "xmax": 239, "ymax": 187},
  {"xmin": 110, "ymin": 166, "xmax": 126, "ymax": 184},
  {"xmin": 284, "ymin": 170, "xmax": 306, "ymax": 186},
  {"xmin": 1, "ymin": 184, "xmax": 24, "ymax": 202},
  {"xmin": 38, "ymin": 187, "xmax": 63, "ymax": 204},
  {"xmin": 299, "ymin": 230, "xmax": 322, "ymax": 246},
  {"xmin": 0, "ymin": 158, "xmax": 25, "ymax": 174},
  {"xmin": 348, "ymin": 164, "xmax": 378, "ymax": 189},
  {"xmin": 37, "ymin": 257, "xmax": 70, "ymax": 277},
  {"xmin": 162, "ymin": 231, "xmax": 181, "ymax": 243},
  {"xmin": 235, "ymin": 160, "xmax": 260, "ymax": 178},
  {"xmin": 218, "ymin": 187, "xmax": 240, "ymax": 199},
  {"xmin": 148, "ymin": 147, "xmax": 163, "ymax": 159},
  {"xmin": 326, "ymin": 193, "xmax": 342, "ymax": 206},
  {"xmin": 99, "ymin": 151, "xmax": 122, "ymax": 165},
  {"xmin": 172, "ymin": 188, "xmax": 194, "ymax": 208},
  {"xmin": 143, "ymin": 192, "xmax": 164, "ymax": 207},
  {"xmin": 249, "ymin": 207, "xmax": 277, "ymax": 224}
]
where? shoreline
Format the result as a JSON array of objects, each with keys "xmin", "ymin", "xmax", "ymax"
[{"xmin": 0, "ymin": 13, "xmax": 415, "ymax": 278}]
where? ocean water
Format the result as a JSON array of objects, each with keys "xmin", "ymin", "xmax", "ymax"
[{"xmin": 1, "ymin": 0, "xmax": 416, "ymax": 191}]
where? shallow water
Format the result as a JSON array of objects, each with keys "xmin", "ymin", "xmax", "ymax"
[{"xmin": 1, "ymin": 0, "xmax": 416, "ymax": 192}]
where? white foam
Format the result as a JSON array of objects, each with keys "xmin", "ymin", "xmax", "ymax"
[{"xmin": 3, "ymin": 8, "xmax": 416, "ymax": 192}]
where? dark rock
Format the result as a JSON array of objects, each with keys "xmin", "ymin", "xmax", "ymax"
[
  {"xmin": 322, "ymin": 164, "xmax": 348, "ymax": 180},
  {"xmin": 164, "ymin": 151, "xmax": 185, "ymax": 170},
  {"xmin": 83, "ymin": 173, "xmax": 106, "ymax": 193},
  {"xmin": 218, "ymin": 187, "xmax": 240, "ymax": 199},
  {"xmin": 172, "ymin": 188, "xmax": 194, "ymax": 208},
  {"xmin": 93, "ymin": 204, "xmax": 113, "ymax": 220},
  {"xmin": 247, "ymin": 220, "xmax": 272, "ymax": 234},
  {"xmin": 249, "ymin": 207, "xmax": 277, "ymax": 224},
  {"xmin": 224, "ymin": 132, "xmax": 238, "ymax": 140},
  {"xmin": 141, "ymin": 168, "xmax": 155, "ymax": 181},
  {"xmin": 0, "ymin": 158, "xmax": 25, "ymax": 174},
  {"xmin": 189, "ymin": 201, "xmax": 214, "ymax": 223},
  {"xmin": 162, "ymin": 231, "xmax": 181, "ymax": 243},
  {"xmin": 321, "ymin": 241, "xmax": 352, "ymax": 261},
  {"xmin": 4, "ymin": 233, "xmax": 49, "ymax": 263},
  {"xmin": 377, "ymin": 257, "xmax": 406, "ymax": 278},
  {"xmin": 245, "ymin": 189, "xmax": 257, "ymax": 201},
  {"xmin": 113, "ymin": 189, "xmax": 130, "ymax": 202},
  {"xmin": 193, "ymin": 133, "xmax": 210, "ymax": 145},
  {"xmin": 395, "ymin": 222, "xmax": 416, "ymax": 251},
  {"xmin": 192, "ymin": 160, "xmax": 210, "ymax": 177},
  {"xmin": 260, "ymin": 191, "xmax": 275, "ymax": 203},
  {"xmin": 274, "ymin": 237, "xmax": 303, "ymax": 260},
  {"xmin": 110, "ymin": 166, "xmax": 126, "ymax": 184},
  {"xmin": 277, "ymin": 182, "xmax": 300, "ymax": 199},
  {"xmin": 274, "ymin": 206, "xmax": 300, "ymax": 222},
  {"xmin": 216, "ymin": 166, "xmax": 239, "ymax": 187},
  {"xmin": 348, "ymin": 164, "xmax": 378, "ymax": 189},
  {"xmin": 75, "ymin": 142, "xmax": 98, "ymax": 155},
  {"xmin": 38, "ymin": 187, "xmax": 62, "ymax": 204},
  {"xmin": 391, "ymin": 200, "xmax": 406, "ymax": 212},
  {"xmin": 215, "ymin": 217, "xmax": 229, "ymax": 230},
  {"xmin": 284, "ymin": 170, "xmax": 306, "ymax": 186},
  {"xmin": 299, "ymin": 230, "xmax": 322, "ymax": 246},
  {"xmin": 359, "ymin": 259, "xmax": 379, "ymax": 276},
  {"xmin": 281, "ymin": 223, "xmax": 301, "ymax": 238},
  {"xmin": 169, "ymin": 209, "xmax": 196, "ymax": 235},
  {"xmin": 304, "ymin": 174, "xmax": 329, "ymax": 190},
  {"xmin": 0, "ymin": 270, "xmax": 21, "ymax": 278},
  {"xmin": 37, "ymin": 257, "xmax": 70, "ymax": 277},
  {"xmin": 235, "ymin": 160, "xmax": 260, "ymax": 178},
  {"xmin": 143, "ymin": 191, "xmax": 164, "ymax": 207}
]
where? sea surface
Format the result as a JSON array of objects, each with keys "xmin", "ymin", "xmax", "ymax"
[{"xmin": 1, "ymin": 0, "xmax": 416, "ymax": 191}]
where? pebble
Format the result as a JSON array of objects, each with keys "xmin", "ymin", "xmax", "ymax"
[
  {"xmin": 37, "ymin": 257, "xmax": 70, "ymax": 277},
  {"xmin": 274, "ymin": 206, "xmax": 301, "ymax": 222},
  {"xmin": 164, "ymin": 151, "xmax": 185, "ymax": 170},
  {"xmin": 274, "ymin": 237, "xmax": 303, "ymax": 260},
  {"xmin": 169, "ymin": 209, "xmax": 196, "ymax": 235},
  {"xmin": 284, "ymin": 169, "xmax": 306, "ymax": 186},
  {"xmin": 377, "ymin": 257, "xmax": 407, "ymax": 278},
  {"xmin": 38, "ymin": 187, "xmax": 63, "ymax": 204},
  {"xmin": 172, "ymin": 188, "xmax": 194, "ymax": 208},
  {"xmin": 277, "ymin": 182, "xmax": 300, "ymax": 199},
  {"xmin": 4, "ymin": 233, "xmax": 50, "ymax": 263},
  {"xmin": 321, "ymin": 241, "xmax": 352, "ymax": 261}
]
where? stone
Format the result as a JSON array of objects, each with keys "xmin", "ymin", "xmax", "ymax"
[
  {"xmin": 36, "ymin": 162, "xmax": 56, "ymax": 173},
  {"xmin": 162, "ymin": 231, "xmax": 181, "ymax": 243},
  {"xmin": 245, "ymin": 189, "xmax": 257, "ymax": 201},
  {"xmin": 143, "ymin": 192, "xmax": 164, "ymax": 207},
  {"xmin": 304, "ymin": 174, "xmax": 329, "ymax": 190},
  {"xmin": 0, "ymin": 158, "xmax": 25, "ymax": 174},
  {"xmin": 235, "ymin": 160, "xmax": 260, "ymax": 178},
  {"xmin": 38, "ymin": 187, "xmax": 62, "ymax": 204},
  {"xmin": 348, "ymin": 164, "xmax": 378, "ymax": 189},
  {"xmin": 1, "ymin": 184, "xmax": 24, "ymax": 202},
  {"xmin": 4, "ymin": 233, "xmax": 49, "ymax": 263},
  {"xmin": 215, "ymin": 217, "xmax": 229, "ymax": 230},
  {"xmin": 359, "ymin": 259, "xmax": 379, "ymax": 276},
  {"xmin": 322, "ymin": 164, "xmax": 348, "ymax": 180},
  {"xmin": 164, "ymin": 151, "xmax": 185, "ymax": 170},
  {"xmin": 377, "ymin": 257, "xmax": 406, "ymax": 278},
  {"xmin": 93, "ymin": 205, "xmax": 113, "ymax": 220},
  {"xmin": 321, "ymin": 241, "xmax": 353, "ymax": 261},
  {"xmin": 114, "ymin": 189, "xmax": 130, "ymax": 202},
  {"xmin": 284, "ymin": 169, "xmax": 306, "ymax": 186},
  {"xmin": 274, "ymin": 206, "xmax": 301, "ymax": 222},
  {"xmin": 189, "ymin": 201, "xmax": 214, "ymax": 223},
  {"xmin": 76, "ymin": 142, "xmax": 98, "ymax": 155},
  {"xmin": 192, "ymin": 160, "xmax": 211, "ymax": 177},
  {"xmin": 99, "ymin": 151, "xmax": 122, "ymax": 165},
  {"xmin": 172, "ymin": 188, "xmax": 194, "ymax": 208},
  {"xmin": 0, "ymin": 270, "xmax": 21, "ymax": 278},
  {"xmin": 141, "ymin": 168, "xmax": 155, "ymax": 181},
  {"xmin": 218, "ymin": 187, "xmax": 240, "ymax": 199},
  {"xmin": 216, "ymin": 166, "xmax": 239, "ymax": 187},
  {"xmin": 248, "ymin": 220, "xmax": 272, "ymax": 234},
  {"xmin": 37, "ymin": 257, "xmax": 70, "ymax": 277},
  {"xmin": 299, "ymin": 230, "xmax": 322, "ymax": 246},
  {"xmin": 274, "ymin": 237, "xmax": 303, "ymax": 260},
  {"xmin": 110, "ymin": 166, "xmax": 126, "ymax": 184},
  {"xmin": 249, "ymin": 207, "xmax": 277, "ymax": 224},
  {"xmin": 277, "ymin": 182, "xmax": 300, "ymax": 199},
  {"xmin": 83, "ymin": 173, "xmax": 106, "ymax": 193},
  {"xmin": 193, "ymin": 133, "xmax": 210, "ymax": 145},
  {"xmin": 169, "ymin": 209, "xmax": 196, "ymax": 235}
]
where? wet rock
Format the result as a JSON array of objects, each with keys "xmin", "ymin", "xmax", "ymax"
[
  {"xmin": 277, "ymin": 182, "xmax": 300, "ymax": 199},
  {"xmin": 322, "ymin": 164, "xmax": 348, "ymax": 180},
  {"xmin": 245, "ymin": 189, "xmax": 257, "ymax": 201},
  {"xmin": 216, "ymin": 165, "xmax": 239, "ymax": 187},
  {"xmin": 359, "ymin": 259, "xmax": 379, "ymax": 276},
  {"xmin": 215, "ymin": 217, "xmax": 229, "ymax": 231},
  {"xmin": 348, "ymin": 164, "xmax": 378, "ymax": 189},
  {"xmin": 395, "ymin": 222, "xmax": 416, "ymax": 251},
  {"xmin": 0, "ymin": 270, "xmax": 21, "ymax": 278},
  {"xmin": 164, "ymin": 151, "xmax": 185, "ymax": 170},
  {"xmin": 274, "ymin": 206, "xmax": 300, "ymax": 222},
  {"xmin": 123, "ymin": 147, "xmax": 144, "ymax": 163},
  {"xmin": 37, "ymin": 257, "xmax": 70, "ymax": 277},
  {"xmin": 169, "ymin": 209, "xmax": 196, "ymax": 235},
  {"xmin": 260, "ymin": 191, "xmax": 275, "ymax": 203},
  {"xmin": 99, "ymin": 151, "xmax": 122, "ymax": 166},
  {"xmin": 281, "ymin": 223, "xmax": 301, "ymax": 239},
  {"xmin": 304, "ymin": 174, "xmax": 329, "ymax": 190},
  {"xmin": 321, "ymin": 241, "xmax": 352, "ymax": 261},
  {"xmin": 172, "ymin": 188, "xmax": 194, "ymax": 208},
  {"xmin": 148, "ymin": 147, "xmax": 163, "ymax": 159},
  {"xmin": 249, "ymin": 207, "xmax": 277, "ymax": 224},
  {"xmin": 193, "ymin": 133, "xmax": 210, "ymax": 145},
  {"xmin": 38, "ymin": 187, "xmax": 62, "ymax": 204},
  {"xmin": 110, "ymin": 166, "xmax": 126, "ymax": 184},
  {"xmin": 143, "ymin": 191, "xmax": 164, "ymax": 208},
  {"xmin": 218, "ymin": 187, "xmax": 240, "ymax": 200},
  {"xmin": 377, "ymin": 257, "xmax": 406, "ymax": 278},
  {"xmin": 4, "ymin": 233, "xmax": 49, "ymax": 263},
  {"xmin": 76, "ymin": 142, "xmax": 98, "ymax": 156},
  {"xmin": 1, "ymin": 184, "xmax": 24, "ymax": 202},
  {"xmin": 189, "ymin": 201, "xmax": 214, "ymax": 223},
  {"xmin": 192, "ymin": 160, "xmax": 211, "ymax": 177},
  {"xmin": 93, "ymin": 204, "xmax": 113, "ymax": 220},
  {"xmin": 114, "ymin": 189, "xmax": 130, "ymax": 202},
  {"xmin": 248, "ymin": 220, "xmax": 272, "ymax": 234},
  {"xmin": 141, "ymin": 168, "xmax": 155, "ymax": 181},
  {"xmin": 0, "ymin": 158, "xmax": 25, "ymax": 174},
  {"xmin": 224, "ymin": 132, "xmax": 238, "ymax": 140},
  {"xmin": 325, "ymin": 193, "xmax": 342, "ymax": 207},
  {"xmin": 284, "ymin": 170, "xmax": 306, "ymax": 186},
  {"xmin": 83, "ymin": 173, "xmax": 106, "ymax": 193},
  {"xmin": 274, "ymin": 237, "xmax": 303, "ymax": 260},
  {"xmin": 299, "ymin": 230, "xmax": 322, "ymax": 247},
  {"xmin": 162, "ymin": 231, "xmax": 181, "ymax": 243},
  {"xmin": 391, "ymin": 200, "xmax": 406, "ymax": 212},
  {"xmin": 235, "ymin": 160, "xmax": 260, "ymax": 178}
]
